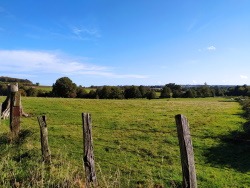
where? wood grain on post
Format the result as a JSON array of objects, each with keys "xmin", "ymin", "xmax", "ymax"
[
  {"xmin": 82, "ymin": 113, "xmax": 97, "ymax": 187},
  {"xmin": 10, "ymin": 85, "xmax": 21, "ymax": 139},
  {"xmin": 175, "ymin": 114, "xmax": 197, "ymax": 188},
  {"xmin": 37, "ymin": 116, "xmax": 51, "ymax": 164}
]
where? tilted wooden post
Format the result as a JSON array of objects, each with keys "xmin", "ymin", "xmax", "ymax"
[
  {"xmin": 82, "ymin": 113, "xmax": 97, "ymax": 187},
  {"xmin": 10, "ymin": 83, "xmax": 21, "ymax": 139},
  {"xmin": 37, "ymin": 115, "xmax": 51, "ymax": 164},
  {"xmin": 175, "ymin": 114, "xmax": 197, "ymax": 188}
]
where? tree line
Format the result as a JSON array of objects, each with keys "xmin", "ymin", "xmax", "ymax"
[{"xmin": 1, "ymin": 76, "xmax": 250, "ymax": 99}]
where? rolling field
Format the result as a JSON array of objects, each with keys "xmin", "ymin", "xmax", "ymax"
[{"xmin": 0, "ymin": 97, "xmax": 249, "ymax": 187}]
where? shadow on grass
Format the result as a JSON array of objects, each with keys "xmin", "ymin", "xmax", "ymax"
[
  {"xmin": 0, "ymin": 129, "xmax": 33, "ymax": 146},
  {"xmin": 205, "ymin": 129, "xmax": 250, "ymax": 173}
]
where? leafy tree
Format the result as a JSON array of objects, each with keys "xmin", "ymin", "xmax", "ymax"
[
  {"xmin": 139, "ymin": 85, "xmax": 150, "ymax": 98},
  {"xmin": 52, "ymin": 77, "xmax": 77, "ymax": 98},
  {"xmin": 77, "ymin": 86, "xmax": 88, "ymax": 98},
  {"xmin": 26, "ymin": 87, "xmax": 38, "ymax": 97},
  {"xmin": 196, "ymin": 84, "xmax": 213, "ymax": 97},
  {"xmin": 160, "ymin": 86, "xmax": 172, "ymax": 98},
  {"xmin": 97, "ymin": 86, "xmax": 112, "ymax": 99},
  {"xmin": 146, "ymin": 90, "xmax": 157, "ymax": 99},
  {"xmin": 184, "ymin": 89, "xmax": 197, "ymax": 98},
  {"xmin": 110, "ymin": 87, "xmax": 124, "ymax": 99},
  {"xmin": 124, "ymin": 86, "xmax": 142, "ymax": 99},
  {"xmin": 0, "ymin": 84, "xmax": 8, "ymax": 96},
  {"xmin": 88, "ymin": 90, "xmax": 97, "ymax": 99}
]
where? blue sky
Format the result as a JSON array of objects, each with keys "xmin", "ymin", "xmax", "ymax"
[{"xmin": 0, "ymin": 0, "xmax": 250, "ymax": 86}]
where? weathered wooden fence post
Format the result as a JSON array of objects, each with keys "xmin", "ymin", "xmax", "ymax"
[
  {"xmin": 82, "ymin": 113, "xmax": 97, "ymax": 187},
  {"xmin": 10, "ymin": 83, "xmax": 21, "ymax": 139},
  {"xmin": 37, "ymin": 115, "xmax": 51, "ymax": 164},
  {"xmin": 175, "ymin": 114, "xmax": 197, "ymax": 188}
]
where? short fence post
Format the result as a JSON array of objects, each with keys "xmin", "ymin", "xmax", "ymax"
[
  {"xmin": 175, "ymin": 114, "xmax": 197, "ymax": 188},
  {"xmin": 37, "ymin": 115, "xmax": 51, "ymax": 164},
  {"xmin": 82, "ymin": 113, "xmax": 97, "ymax": 187},
  {"xmin": 10, "ymin": 83, "xmax": 21, "ymax": 139}
]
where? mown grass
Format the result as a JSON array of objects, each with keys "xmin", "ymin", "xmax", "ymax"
[{"xmin": 0, "ymin": 97, "xmax": 249, "ymax": 187}]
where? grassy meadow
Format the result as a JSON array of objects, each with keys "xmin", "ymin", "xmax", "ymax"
[{"xmin": 0, "ymin": 97, "xmax": 249, "ymax": 187}]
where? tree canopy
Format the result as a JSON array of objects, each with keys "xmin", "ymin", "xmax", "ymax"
[{"xmin": 52, "ymin": 77, "xmax": 77, "ymax": 98}]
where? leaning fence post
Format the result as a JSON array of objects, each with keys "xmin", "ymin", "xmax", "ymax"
[
  {"xmin": 37, "ymin": 115, "xmax": 51, "ymax": 164},
  {"xmin": 175, "ymin": 114, "xmax": 197, "ymax": 188},
  {"xmin": 10, "ymin": 83, "xmax": 21, "ymax": 139},
  {"xmin": 82, "ymin": 113, "xmax": 97, "ymax": 187}
]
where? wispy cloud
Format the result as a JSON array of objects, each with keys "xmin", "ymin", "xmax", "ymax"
[
  {"xmin": 0, "ymin": 50, "xmax": 146, "ymax": 81},
  {"xmin": 71, "ymin": 25, "xmax": 101, "ymax": 40},
  {"xmin": 240, "ymin": 75, "xmax": 248, "ymax": 79},
  {"xmin": 207, "ymin": 46, "xmax": 216, "ymax": 51},
  {"xmin": 199, "ymin": 45, "xmax": 217, "ymax": 52}
]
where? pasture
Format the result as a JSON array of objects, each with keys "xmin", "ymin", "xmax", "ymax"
[{"xmin": 0, "ymin": 97, "xmax": 249, "ymax": 187}]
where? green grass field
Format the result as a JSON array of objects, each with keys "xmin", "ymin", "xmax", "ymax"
[{"xmin": 0, "ymin": 97, "xmax": 249, "ymax": 187}]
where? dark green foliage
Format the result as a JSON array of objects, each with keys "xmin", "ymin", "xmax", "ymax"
[
  {"xmin": 76, "ymin": 87, "xmax": 88, "ymax": 98},
  {"xmin": 52, "ymin": 77, "xmax": 77, "ymax": 98},
  {"xmin": 226, "ymin": 85, "xmax": 250, "ymax": 97},
  {"xmin": 0, "ymin": 84, "xmax": 8, "ymax": 95},
  {"xmin": 160, "ymin": 86, "xmax": 172, "ymax": 98},
  {"xmin": 87, "ymin": 90, "xmax": 98, "ymax": 99},
  {"xmin": 26, "ymin": 87, "xmax": 38, "ymax": 97},
  {"xmin": 124, "ymin": 86, "xmax": 142, "ymax": 99},
  {"xmin": 0, "ymin": 76, "xmax": 33, "ymax": 85},
  {"xmin": 196, "ymin": 84, "xmax": 213, "ymax": 97},
  {"xmin": 146, "ymin": 90, "xmax": 157, "ymax": 99},
  {"xmin": 184, "ymin": 89, "xmax": 197, "ymax": 98},
  {"xmin": 96, "ymin": 86, "xmax": 124, "ymax": 99}
]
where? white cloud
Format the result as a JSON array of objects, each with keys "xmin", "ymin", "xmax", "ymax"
[
  {"xmin": 240, "ymin": 75, "xmax": 248, "ymax": 79},
  {"xmin": 0, "ymin": 50, "xmax": 146, "ymax": 80},
  {"xmin": 71, "ymin": 25, "xmax": 101, "ymax": 40},
  {"xmin": 207, "ymin": 46, "xmax": 216, "ymax": 51}
]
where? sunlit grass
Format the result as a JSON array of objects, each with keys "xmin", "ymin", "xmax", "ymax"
[{"xmin": 0, "ymin": 97, "xmax": 249, "ymax": 187}]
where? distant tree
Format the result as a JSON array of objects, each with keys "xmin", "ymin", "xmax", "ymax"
[
  {"xmin": 124, "ymin": 86, "xmax": 142, "ymax": 99},
  {"xmin": 146, "ymin": 90, "xmax": 157, "ymax": 99},
  {"xmin": 26, "ymin": 87, "xmax": 38, "ymax": 97},
  {"xmin": 184, "ymin": 89, "xmax": 197, "ymax": 98},
  {"xmin": 0, "ymin": 84, "xmax": 8, "ymax": 96},
  {"xmin": 196, "ymin": 83, "xmax": 213, "ymax": 97},
  {"xmin": 160, "ymin": 86, "xmax": 172, "ymax": 98},
  {"xmin": 97, "ymin": 86, "xmax": 112, "ymax": 99},
  {"xmin": 88, "ymin": 90, "xmax": 98, "ymax": 99},
  {"xmin": 139, "ymin": 85, "xmax": 150, "ymax": 98},
  {"xmin": 52, "ymin": 77, "xmax": 77, "ymax": 98},
  {"xmin": 110, "ymin": 87, "xmax": 124, "ymax": 99},
  {"xmin": 76, "ymin": 86, "xmax": 88, "ymax": 98},
  {"xmin": 172, "ymin": 90, "xmax": 183, "ymax": 98}
]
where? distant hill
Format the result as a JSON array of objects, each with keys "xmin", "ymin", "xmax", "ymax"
[{"xmin": 0, "ymin": 76, "xmax": 33, "ymax": 85}]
